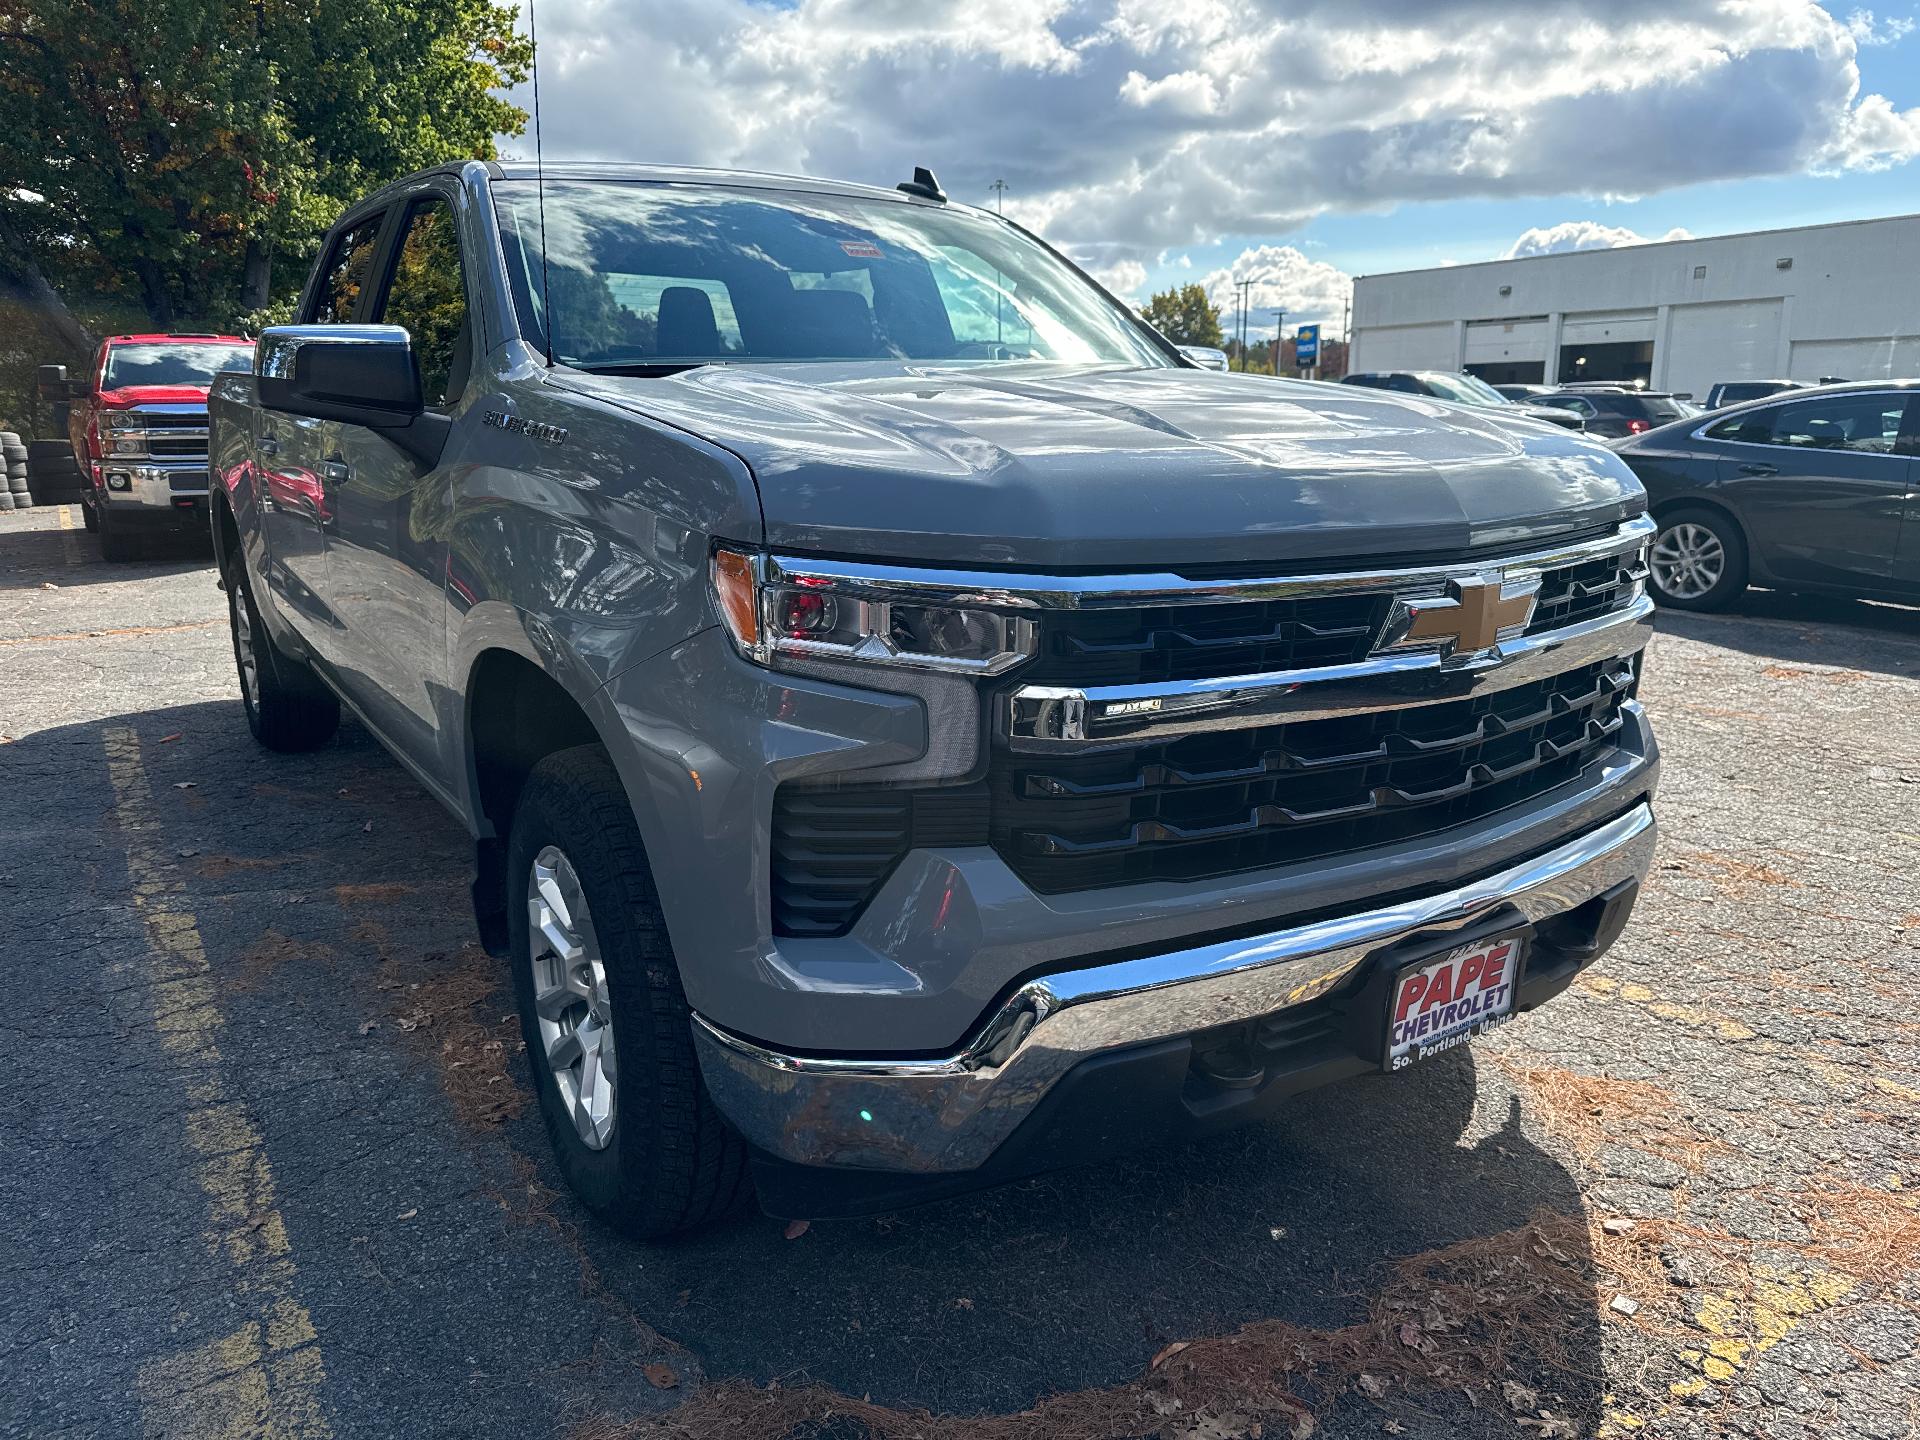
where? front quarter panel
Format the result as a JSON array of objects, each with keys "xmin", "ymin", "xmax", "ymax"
[{"xmin": 443, "ymin": 345, "xmax": 765, "ymax": 815}]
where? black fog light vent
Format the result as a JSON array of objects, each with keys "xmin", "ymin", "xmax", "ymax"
[{"xmin": 770, "ymin": 782, "xmax": 989, "ymax": 938}]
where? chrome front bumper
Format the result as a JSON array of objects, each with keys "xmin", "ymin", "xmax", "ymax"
[
  {"xmin": 693, "ymin": 801, "xmax": 1658, "ymax": 1175},
  {"xmin": 97, "ymin": 461, "xmax": 209, "ymax": 509}
]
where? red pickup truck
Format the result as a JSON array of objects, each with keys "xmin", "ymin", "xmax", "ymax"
[{"xmin": 66, "ymin": 332, "xmax": 253, "ymax": 559}]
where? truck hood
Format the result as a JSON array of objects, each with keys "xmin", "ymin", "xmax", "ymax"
[
  {"xmin": 98, "ymin": 384, "xmax": 212, "ymax": 408},
  {"xmin": 563, "ymin": 363, "xmax": 1645, "ymax": 570}
]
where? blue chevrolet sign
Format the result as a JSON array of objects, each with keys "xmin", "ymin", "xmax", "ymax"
[{"xmin": 1296, "ymin": 323, "xmax": 1321, "ymax": 367}]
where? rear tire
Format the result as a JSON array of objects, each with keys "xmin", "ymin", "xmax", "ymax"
[
  {"xmin": 1647, "ymin": 507, "xmax": 1748, "ymax": 612},
  {"xmin": 507, "ymin": 745, "xmax": 752, "ymax": 1238},
  {"xmin": 223, "ymin": 549, "xmax": 340, "ymax": 751}
]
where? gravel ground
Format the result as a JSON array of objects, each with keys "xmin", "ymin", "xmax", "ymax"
[{"xmin": 2, "ymin": 504, "xmax": 1916, "ymax": 1440}]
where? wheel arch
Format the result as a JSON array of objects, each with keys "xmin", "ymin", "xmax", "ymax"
[{"xmin": 457, "ymin": 632, "xmax": 664, "ymax": 956}]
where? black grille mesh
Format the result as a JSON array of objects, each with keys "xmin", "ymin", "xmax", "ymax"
[{"xmin": 989, "ymin": 660, "xmax": 1633, "ymax": 893}]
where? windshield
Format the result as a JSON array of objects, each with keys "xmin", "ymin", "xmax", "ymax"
[
  {"xmin": 102, "ymin": 343, "xmax": 252, "ymax": 389},
  {"xmin": 1421, "ymin": 373, "xmax": 1510, "ymax": 406},
  {"xmin": 492, "ymin": 180, "xmax": 1171, "ymax": 370}
]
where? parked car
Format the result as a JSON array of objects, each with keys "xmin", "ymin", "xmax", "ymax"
[
  {"xmin": 1701, "ymin": 379, "xmax": 1807, "ymax": 411},
  {"xmin": 56, "ymin": 332, "xmax": 253, "ymax": 559},
  {"xmin": 1528, "ymin": 387, "xmax": 1696, "ymax": 439},
  {"xmin": 1340, "ymin": 370, "xmax": 1586, "ymax": 431},
  {"xmin": 1179, "ymin": 345, "xmax": 1230, "ymax": 370},
  {"xmin": 210, "ymin": 160, "xmax": 1661, "ymax": 1234},
  {"xmin": 1610, "ymin": 381, "xmax": 1920, "ymax": 610},
  {"xmin": 1493, "ymin": 383, "xmax": 1557, "ymax": 402}
]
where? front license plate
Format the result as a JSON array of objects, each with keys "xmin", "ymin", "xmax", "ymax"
[{"xmin": 1385, "ymin": 932, "xmax": 1521, "ymax": 1072}]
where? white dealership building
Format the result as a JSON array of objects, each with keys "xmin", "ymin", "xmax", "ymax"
[{"xmin": 1349, "ymin": 212, "xmax": 1920, "ymax": 399}]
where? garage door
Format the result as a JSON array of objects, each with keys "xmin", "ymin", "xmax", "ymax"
[
  {"xmin": 1661, "ymin": 300, "xmax": 1784, "ymax": 399},
  {"xmin": 1463, "ymin": 318, "xmax": 1548, "ymax": 365},
  {"xmin": 1351, "ymin": 323, "xmax": 1456, "ymax": 372},
  {"xmin": 1789, "ymin": 337, "xmax": 1920, "ymax": 382},
  {"xmin": 1560, "ymin": 311, "xmax": 1656, "ymax": 345}
]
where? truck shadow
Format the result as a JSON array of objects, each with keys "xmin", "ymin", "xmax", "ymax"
[
  {"xmin": 0, "ymin": 513, "xmax": 214, "ymax": 590},
  {"xmin": 5, "ymin": 700, "xmax": 1605, "ymax": 1438},
  {"xmin": 1653, "ymin": 587, "xmax": 1920, "ymax": 680}
]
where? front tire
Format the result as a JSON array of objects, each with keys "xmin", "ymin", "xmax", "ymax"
[
  {"xmin": 1648, "ymin": 507, "xmax": 1748, "ymax": 611},
  {"xmin": 507, "ymin": 746, "xmax": 751, "ymax": 1238},
  {"xmin": 223, "ymin": 550, "xmax": 340, "ymax": 751},
  {"xmin": 97, "ymin": 502, "xmax": 138, "ymax": 562}
]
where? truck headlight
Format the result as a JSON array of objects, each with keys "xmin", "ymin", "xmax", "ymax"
[
  {"xmin": 711, "ymin": 548, "xmax": 1037, "ymax": 676},
  {"xmin": 101, "ymin": 411, "xmax": 141, "ymax": 430}
]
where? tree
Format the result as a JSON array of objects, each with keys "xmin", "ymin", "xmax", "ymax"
[
  {"xmin": 1140, "ymin": 283, "xmax": 1224, "ymax": 348},
  {"xmin": 0, "ymin": 0, "xmax": 530, "ymax": 334}
]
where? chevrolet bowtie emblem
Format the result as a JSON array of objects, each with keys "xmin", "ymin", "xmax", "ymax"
[{"xmin": 1383, "ymin": 573, "xmax": 1540, "ymax": 659}]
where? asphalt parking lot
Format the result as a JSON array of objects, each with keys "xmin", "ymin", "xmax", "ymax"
[{"xmin": 3, "ymin": 505, "xmax": 1918, "ymax": 1440}]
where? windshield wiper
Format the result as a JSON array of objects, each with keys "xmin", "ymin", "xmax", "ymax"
[{"xmin": 566, "ymin": 360, "xmax": 717, "ymax": 378}]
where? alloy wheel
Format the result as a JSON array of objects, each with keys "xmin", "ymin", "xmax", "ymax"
[
  {"xmin": 526, "ymin": 846, "xmax": 618, "ymax": 1149},
  {"xmin": 1649, "ymin": 522, "xmax": 1725, "ymax": 601}
]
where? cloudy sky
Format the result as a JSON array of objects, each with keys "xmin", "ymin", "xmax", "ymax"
[{"xmin": 508, "ymin": 0, "xmax": 1920, "ymax": 339}]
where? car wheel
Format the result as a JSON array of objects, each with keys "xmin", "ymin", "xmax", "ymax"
[
  {"xmin": 223, "ymin": 549, "xmax": 340, "ymax": 751},
  {"xmin": 1647, "ymin": 507, "xmax": 1747, "ymax": 612},
  {"xmin": 507, "ymin": 745, "xmax": 752, "ymax": 1238},
  {"xmin": 97, "ymin": 502, "xmax": 140, "ymax": 562}
]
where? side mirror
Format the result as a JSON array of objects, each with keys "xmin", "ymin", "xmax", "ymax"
[
  {"xmin": 256, "ymin": 325, "xmax": 449, "ymax": 467},
  {"xmin": 36, "ymin": 364, "xmax": 81, "ymax": 401}
]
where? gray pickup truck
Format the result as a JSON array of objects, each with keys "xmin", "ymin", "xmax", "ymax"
[{"xmin": 209, "ymin": 160, "xmax": 1660, "ymax": 1235}]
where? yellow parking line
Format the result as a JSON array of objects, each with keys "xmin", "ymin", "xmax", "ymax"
[
  {"xmin": 58, "ymin": 502, "xmax": 85, "ymax": 565},
  {"xmin": 104, "ymin": 727, "xmax": 334, "ymax": 1440}
]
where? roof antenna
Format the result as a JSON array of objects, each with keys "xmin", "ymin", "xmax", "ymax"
[
  {"xmin": 528, "ymin": 0, "xmax": 555, "ymax": 367},
  {"xmin": 896, "ymin": 166, "xmax": 947, "ymax": 203}
]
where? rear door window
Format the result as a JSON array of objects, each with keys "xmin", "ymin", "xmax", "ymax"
[
  {"xmin": 1706, "ymin": 394, "xmax": 1907, "ymax": 453},
  {"xmin": 309, "ymin": 215, "xmax": 386, "ymax": 324}
]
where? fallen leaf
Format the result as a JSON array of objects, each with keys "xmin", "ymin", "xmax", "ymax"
[
  {"xmin": 1384, "ymin": 1424, "xmax": 1407, "ymax": 1436},
  {"xmin": 40, "ymin": 581, "xmax": 58, "ymax": 590},
  {"xmin": 396, "ymin": 1208, "xmax": 417, "ymax": 1222},
  {"xmin": 641, "ymin": 1363, "xmax": 679, "ymax": 1390},
  {"xmin": 1356, "ymin": 1373, "xmax": 1389, "ymax": 1399},
  {"xmin": 159, "ymin": 733, "xmax": 183, "ymax": 744},
  {"xmin": 1502, "ymin": 1381, "xmax": 1539, "ymax": 1413},
  {"xmin": 173, "ymin": 781, "xmax": 196, "ymax": 790},
  {"xmin": 953, "ymin": 1297, "xmax": 973, "ymax": 1311},
  {"xmin": 362, "ymin": 821, "xmax": 374, "ymax": 833},
  {"xmin": 1150, "ymin": 1340, "xmax": 1191, "ymax": 1370},
  {"xmin": 357, "ymin": 1019, "xmax": 379, "ymax": 1036},
  {"xmin": 1289, "ymin": 1414, "xmax": 1316, "ymax": 1440},
  {"xmin": 783, "ymin": 1219, "xmax": 809, "ymax": 1240}
]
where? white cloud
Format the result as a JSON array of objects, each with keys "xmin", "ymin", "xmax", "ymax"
[
  {"xmin": 1844, "ymin": 9, "xmax": 1917, "ymax": 45},
  {"xmin": 516, "ymin": 1, "xmax": 1920, "ymax": 273},
  {"xmin": 1196, "ymin": 245, "xmax": 1354, "ymax": 339},
  {"xmin": 1503, "ymin": 220, "xmax": 1695, "ymax": 258},
  {"xmin": 1087, "ymin": 258, "xmax": 1149, "ymax": 298}
]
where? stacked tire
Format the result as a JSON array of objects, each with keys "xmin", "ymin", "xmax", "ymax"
[
  {"xmin": 26, "ymin": 437, "xmax": 85, "ymax": 508},
  {"xmin": 0, "ymin": 432, "xmax": 28, "ymax": 512}
]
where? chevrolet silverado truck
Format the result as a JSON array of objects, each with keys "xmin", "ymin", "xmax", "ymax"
[
  {"xmin": 208, "ymin": 161, "xmax": 1661, "ymax": 1236},
  {"xmin": 58, "ymin": 332, "xmax": 254, "ymax": 559}
]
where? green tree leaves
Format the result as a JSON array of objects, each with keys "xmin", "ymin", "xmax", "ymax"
[
  {"xmin": 0, "ymin": 0, "xmax": 530, "ymax": 333},
  {"xmin": 1139, "ymin": 283, "xmax": 1224, "ymax": 349}
]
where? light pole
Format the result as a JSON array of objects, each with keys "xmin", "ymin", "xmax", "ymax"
[{"xmin": 989, "ymin": 178, "xmax": 1008, "ymax": 214}]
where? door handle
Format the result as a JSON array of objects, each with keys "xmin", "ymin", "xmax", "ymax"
[
  {"xmin": 256, "ymin": 435, "xmax": 280, "ymax": 456},
  {"xmin": 319, "ymin": 460, "xmax": 351, "ymax": 486},
  {"xmin": 1738, "ymin": 462, "xmax": 1777, "ymax": 476}
]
